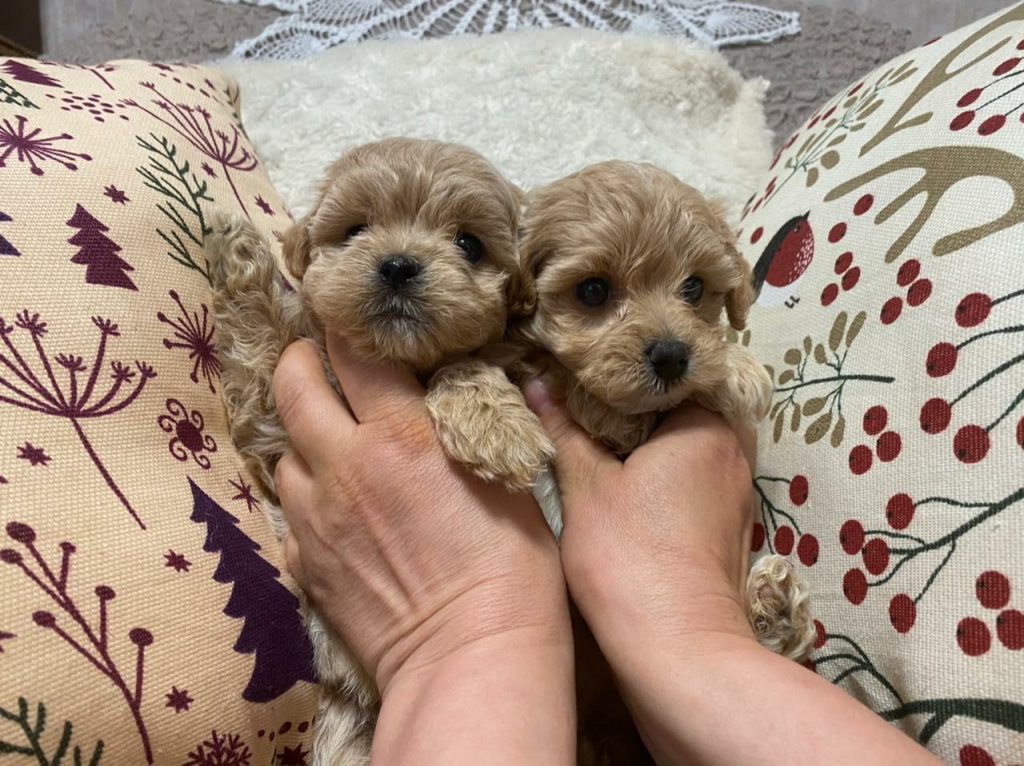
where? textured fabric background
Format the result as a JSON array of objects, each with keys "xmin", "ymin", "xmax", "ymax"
[
  {"xmin": 214, "ymin": 29, "xmax": 773, "ymax": 221},
  {"xmin": 0, "ymin": 59, "xmax": 318, "ymax": 763},
  {"xmin": 735, "ymin": 5, "xmax": 1024, "ymax": 762}
]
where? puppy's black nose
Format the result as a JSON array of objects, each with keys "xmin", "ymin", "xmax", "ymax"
[
  {"xmin": 645, "ymin": 340, "xmax": 690, "ymax": 383},
  {"xmin": 379, "ymin": 255, "xmax": 421, "ymax": 288}
]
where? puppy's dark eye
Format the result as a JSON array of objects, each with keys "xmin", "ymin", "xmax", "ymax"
[
  {"xmin": 680, "ymin": 276, "xmax": 704, "ymax": 304},
  {"xmin": 576, "ymin": 277, "xmax": 611, "ymax": 308},
  {"xmin": 454, "ymin": 232, "xmax": 484, "ymax": 264},
  {"xmin": 343, "ymin": 224, "xmax": 367, "ymax": 243}
]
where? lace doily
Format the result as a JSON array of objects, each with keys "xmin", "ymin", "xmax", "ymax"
[{"xmin": 212, "ymin": 0, "xmax": 801, "ymax": 59}]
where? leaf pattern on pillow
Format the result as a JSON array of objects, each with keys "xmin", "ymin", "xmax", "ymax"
[{"xmin": 737, "ymin": 6, "xmax": 1024, "ymax": 761}]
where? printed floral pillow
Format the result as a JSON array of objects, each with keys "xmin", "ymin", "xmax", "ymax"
[
  {"xmin": 0, "ymin": 59, "xmax": 318, "ymax": 763},
  {"xmin": 735, "ymin": 4, "xmax": 1024, "ymax": 763}
]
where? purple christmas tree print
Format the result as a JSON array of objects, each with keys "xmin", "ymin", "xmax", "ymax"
[
  {"xmin": 67, "ymin": 204, "xmax": 137, "ymax": 290},
  {"xmin": 122, "ymin": 83, "xmax": 258, "ymax": 216},
  {"xmin": 1, "ymin": 522, "xmax": 152, "ymax": 762},
  {"xmin": 0, "ymin": 311, "xmax": 156, "ymax": 529},
  {"xmin": 0, "ymin": 211, "xmax": 20, "ymax": 256},
  {"xmin": 188, "ymin": 479, "xmax": 317, "ymax": 703},
  {"xmin": 1, "ymin": 60, "xmax": 61, "ymax": 88},
  {"xmin": 0, "ymin": 115, "xmax": 92, "ymax": 176}
]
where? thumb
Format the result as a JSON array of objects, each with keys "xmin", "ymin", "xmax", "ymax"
[
  {"xmin": 282, "ymin": 534, "xmax": 306, "ymax": 591},
  {"xmin": 523, "ymin": 378, "xmax": 618, "ymax": 500}
]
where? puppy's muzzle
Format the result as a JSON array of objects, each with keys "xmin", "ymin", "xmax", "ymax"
[
  {"xmin": 378, "ymin": 254, "xmax": 422, "ymax": 290},
  {"xmin": 645, "ymin": 339, "xmax": 690, "ymax": 384}
]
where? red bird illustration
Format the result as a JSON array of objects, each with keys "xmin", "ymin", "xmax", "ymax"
[{"xmin": 752, "ymin": 212, "xmax": 815, "ymax": 308}]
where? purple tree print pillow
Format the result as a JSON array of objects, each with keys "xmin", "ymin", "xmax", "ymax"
[{"xmin": 0, "ymin": 57, "xmax": 317, "ymax": 764}]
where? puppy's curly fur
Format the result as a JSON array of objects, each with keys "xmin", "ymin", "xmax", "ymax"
[
  {"xmin": 509, "ymin": 161, "xmax": 816, "ymax": 764},
  {"xmin": 206, "ymin": 138, "xmax": 552, "ymax": 765}
]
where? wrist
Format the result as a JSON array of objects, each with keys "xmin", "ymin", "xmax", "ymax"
[
  {"xmin": 374, "ymin": 608, "xmax": 576, "ymax": 765},
  {"xmin": 610, "ymin": 632, "xmax": 768, "ymax": 765},
  {"xmin": 596, "ymin": 601, "xmax": 757, "ymax": 700},
  {"xmin": 377, "ymin": 570, "xmax": 573, "ymax": 696},
  {"xmin": 609, "ymin": 633, "xmax": 941, "ymax": 766},
  {"xmin": 569, "ymin": 555, "xmax": 755, "ymax": 668}
]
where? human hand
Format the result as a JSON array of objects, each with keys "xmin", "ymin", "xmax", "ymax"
[
  {"xmin": 273, "ymin": 336, "xmax": 570, "ymax": 695},
  {"xmin": 524, "ymin": 381, "xmax": 940, "ymax": 766},
  {"xmin": 524, "ymin": 380, "xmax": 758, "ymax": 658}
]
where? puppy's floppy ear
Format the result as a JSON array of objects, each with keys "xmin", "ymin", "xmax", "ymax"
[
  {"xmin": 708, "ymin": 200, "xmax": 754, "ymax": 330},
  {"xmin": 280, "ymin": 218, "xmax": 312, "ymax": 280},
  {"xmin": 501, "ymin": 185, "xmax": 537, "ymax": 317},
  {"xmin": 725, "ymin": 245, "xmax": 755, "ymax": 330},
  {"xmin": 506, "ymin": 269, "xmax": 537, "ymax": 318},
  {"xmin": 507, "ymin": 224, "xmax": 538, "ymax": 317}
]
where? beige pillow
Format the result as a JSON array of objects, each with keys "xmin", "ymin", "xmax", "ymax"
[
  {"xmin": 0, "ymin": 58, "xmax": 317, "ymax": 763},
  {"xmin": 736, "ymin": 5, "xmax": 1024, "ymax": 763}
]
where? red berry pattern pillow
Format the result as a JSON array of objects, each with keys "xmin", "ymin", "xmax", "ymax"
[{"xmin": 735, "ymin": 5, "xmax": 1024, "ymax": 763}]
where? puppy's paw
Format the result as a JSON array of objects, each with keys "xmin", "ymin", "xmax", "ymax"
[
  {"xmin": 204, "ymin": 209, "xmax": 245, "ymax": 286},
  {"xmin": 746, "ymin": 554, "xmax": 816, "ymax": 663},
  {"xmin": 204, "ymin": 209, "xmax": 276, "ymax": 294},
  {"xmin": 475, "ymin": 412, "xmax": 555, "ymax": 491},
  {"xmin": 698, "ymin": 345, "xmax": 773, "ymax": 426},
  {"xmin": 427, "ymin": 360, "xmax": 554, "ymax": 491}
]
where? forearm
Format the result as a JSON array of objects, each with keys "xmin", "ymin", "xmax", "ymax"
[
  {"xmin": 372, "ymin": 630, "xmax": 576, "ymax": 765},
  {"xmin": 610, "ymin": 633, "xmax": 940, "ymax": 766}
]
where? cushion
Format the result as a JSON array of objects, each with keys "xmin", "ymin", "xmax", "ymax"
[
  {"xmin": 214, "ymin": 28, "xmax": 773, "ymax": 219},
  {"xmin": 0, "ymin": 59, "xmax": 317, "ymax": 762},
  {"xmin": 736, "ymin": 4, "xmax": 1024, "ymax": 762}
]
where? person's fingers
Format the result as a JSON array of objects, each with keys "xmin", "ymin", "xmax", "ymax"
[
  {"xmin": 275, "ymin": 450, "xmax": 317, "ymax": 592},
  {"xmin": 325, "ymin": 333, "xmax": 426, "ymax": 424},
  {"xmin": 735, "ymin": 422, "xmax": 758, "ymax": 472},
  {"xmin": 644, "ymin": 404, "xmax": 757, "ymax": 583},
  {"xmin": 641, "ymin": 401, "xmax": 725, "ymax": 448},
  {"xmin": 639, "ymin": 404, "xmax": 755, "ymax": 472},
  {"xmin": 282, "ymin": 534, "xmax": 307, "ymax": 591},
  {"xmin": 273, "ymin": 340, "xmax": 355, "ymax": 466},
  {"xmin": 523, "ymin": 378, "xmax": 618, "ymax": 505},
  {"xmin": 274, "ymin": 449, "xmax": 315, "ymax": 519}
]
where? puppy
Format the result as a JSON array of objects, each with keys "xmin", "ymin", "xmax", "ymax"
[
  {"xmin": 511, "ymin": 160, "xmax": 816, "ymax": 763},
  {"xmin": 206, "ymin": 138, "xmax": 552, "ymax": 765}
]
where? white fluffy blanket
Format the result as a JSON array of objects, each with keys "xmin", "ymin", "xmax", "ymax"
[{"xmin": 216, "ymin": 28, "xmax": 771, "ymax": 220}]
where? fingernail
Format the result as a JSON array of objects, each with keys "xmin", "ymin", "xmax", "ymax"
[{"xmin": 523, "ymin": 378, "xmax": 556, "ymax": 416}]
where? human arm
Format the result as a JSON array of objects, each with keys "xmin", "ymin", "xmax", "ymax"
[
  {"xmin": 272, "ymin": 337, "xmax": 575, "ymax": 765},
  {"xmin": 524, "ymin": 381, "xmax": 941, "ymax": 766}
]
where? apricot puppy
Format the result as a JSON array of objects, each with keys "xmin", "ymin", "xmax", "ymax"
[
  {"xmin": 206, "ymin": 138, "xmax": 551, "ymax": 765},
  {"xmin": 512, "ymin": 161, "xmax": 815, "ymax": 763}
]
